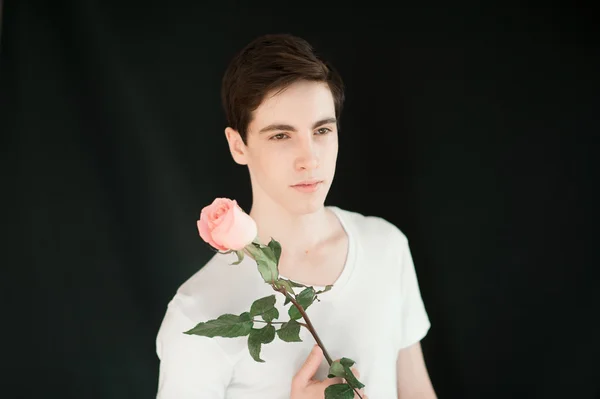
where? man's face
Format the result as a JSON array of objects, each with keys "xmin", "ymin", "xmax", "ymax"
[{"xmin": 228, "ymin": 80, "xmax": 339, "ymax": 215}]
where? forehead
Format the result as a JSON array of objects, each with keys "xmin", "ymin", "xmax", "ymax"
[{"xmin": 251, "ymin": 80, "xmax": 335, "ymax": 128}]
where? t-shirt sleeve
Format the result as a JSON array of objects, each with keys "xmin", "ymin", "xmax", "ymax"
[
  {"xmin": 395, "ymin": 236, "xmax": 431, "ymax": 350},
  {"xmin": 155, "ymin": 299, "xmax": 234, "ymax": 398}
]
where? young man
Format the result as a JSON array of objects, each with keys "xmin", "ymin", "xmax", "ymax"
[{"xmin": 155, "ymin": 33, "xmax": 437, "ymax": 398}]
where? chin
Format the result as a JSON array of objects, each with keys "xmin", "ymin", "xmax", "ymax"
[{"xmin": 284, "ymin": 192, "xmax": 329, "ymax": 215}]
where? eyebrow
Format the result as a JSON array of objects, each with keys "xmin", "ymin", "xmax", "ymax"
[{"xmin": 258, "ymin": 117, "xmax": 337, "ymax": 134}]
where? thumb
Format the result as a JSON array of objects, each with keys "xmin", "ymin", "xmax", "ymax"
[{"xmin": 294, "ymin": 345, "xmax": 323, "ymax": 386}]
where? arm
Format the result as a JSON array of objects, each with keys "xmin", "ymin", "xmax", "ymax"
[
  {"xmin": 156, "ymin": 301, "xmax": 234, "ymax": 398},
  {"xmin": 396, "ymin": 341, "xmax": 436, "ymax": 399},
  {"xmin": 393, "ymin": 233, "xmax": 436, "ymax": 398}
]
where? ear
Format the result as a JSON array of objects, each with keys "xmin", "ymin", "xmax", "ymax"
[{"xmin": 224, "ymin": 127, "xmax": 248, "ymax": 165}]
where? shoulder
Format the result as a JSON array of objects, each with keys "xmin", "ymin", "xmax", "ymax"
[
  {"xmin": 329, "ymin": 205, "xmax": 408, "ymax": 247},
  {"xmin": 158, "ymin": 253, "xmax": 227, "ymax": 327},
  {"xmin": 156, "ymin": 252, "xmax": 266, "ymax": 362},
  {"xmin": 164, "ymin": 251, "xmax": 268, "ymax": 323}
]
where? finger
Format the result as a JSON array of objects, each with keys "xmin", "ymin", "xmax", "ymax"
[
  {"xmin": 321, "ymin": 376, "xmax": 344, "ymax": 387},
  {"xmin": 350, "ymin": 366, "xmax": 360, "ymax": 379},
  {"xmin": 293, "ymin": 345, "xmax": 323, "ymax": 387}
]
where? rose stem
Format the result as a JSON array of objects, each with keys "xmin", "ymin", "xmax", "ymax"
[
  {"xmin": 242, "ymin": 247, "xmax": 362, "ymax": 398},
  {"xmin": 276, "ymin": 288, "xmax": 364, "ymax": 399},
  {"xmin": 276, "ymin": 288, "xmax": 332, "ymax": 364}
]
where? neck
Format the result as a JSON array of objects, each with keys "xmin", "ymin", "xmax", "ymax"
[{"xmin": 249, "ymin": 200, "xmax": 331, "ymax": 257}]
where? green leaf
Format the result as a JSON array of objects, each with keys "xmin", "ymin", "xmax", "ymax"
[
  {"xmin": 249, "ymin": 295, "xmax": 279, "ymax": 322},
  {"xmin": 316, "ymin": 285, "xmax": 333, "ymax": 295},
  {"xmin": 183, "ymin": 312, "xmax": 253, "ymax": 338},
  {"xmin": 262, "ymin": 307, "xmax": 279, "ymax": 322},
  {"xmin": 314, "ymin": 285, "xmax": 333, "ymax": 302},
  {"xmin": 247, "ymin": 325, "xmax": 276, "ymax": 362},
  {"xmin": 231, "ymin": 250, "xmax": 245, "ymax": 265},
  {"xmin": 275, "ymin": 278, "xmax": 295, "ymax": 295},
  {"xmin": 250, "ymin": 295, "xmax": 276, "ymax": 317},
  {"xmin": 327, "ymin": 359, "xmax": 364, "ymax": 389},
  {"xmin": 276, "ymin": 319, "xmax": 302, "ymax": 342},
  {"xmin": 274, "ymin": 279, "xmax": 295, "ymax": 306},
  {"xmin": 267, "ymin": 238, "xmax": 282, "ymax": 264},
  {"xmin": 259, "ymin": 259, "xmax": 278, "ymax": 283},
  {"xmin": 253, "ymin": 324, "xmax": 276, "ymax": 344},
  {"xmin": 246, "ymin": 244, "xmax": 279, "ymax": 283},
  {"xmin": 327, "ymin": 360, "xmax": 346, "ymax": 378},
  {"xmin": 262, "ymin": 245, "xmax": 277, "ymax": 264},
  {"xmin": 288, "ymin": 287, "xmax": 316, "ymax": 320},
  {"xmin": 324, "ymin": 383, "xmax": 354, "ymax": 399},
  {"xmin": 343, "ymin": 365, "xmax": 365, "ymax": 389},
  {"xmin": 288, "ymin": 280, "xmax": 308, "ymax": 288},
  {"xmin": 247, "ymin": 336, "xmax": 263, "ymax": 363},
  {"xmin": 244, "ymin": 242, "xmax": 262, "ymax": 259}
]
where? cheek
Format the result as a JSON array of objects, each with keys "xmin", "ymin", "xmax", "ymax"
[
  {"xmin": 251, "ymin": 147, "xmax": 288, "ymax": 177},
  {"xmin": 321, "ymin": 140, "xmax": 338, "ymax": 164}
]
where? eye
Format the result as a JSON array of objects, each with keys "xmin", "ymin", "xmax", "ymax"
[
  {"xmin": 316, "ymin": 127, "xmax": 332, "ymax": 135},
  {"xmin": 270, "ymin": 133, "xmax": 289, "ymax": 140}
]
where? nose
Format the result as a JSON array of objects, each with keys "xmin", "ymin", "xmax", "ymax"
[{"xmin": 294, "ymin": 137, "xmax": 319, "ymax": 171}]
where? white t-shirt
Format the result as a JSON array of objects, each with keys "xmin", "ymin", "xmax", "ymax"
[{"xmin": 155, "ymin": 206, "xmax": 431, "ymax": 398}]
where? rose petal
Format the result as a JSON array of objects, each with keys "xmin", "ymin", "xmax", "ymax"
[
  {"xmin": 233, "ymin": 206, "xmax": 258, "ymax": 247},
  {"xmin": 212, "ymin": 204, "xmax": 257, "ymax": 250},
  {"xmin": 210, "ymin": 204, "xmax": 237, "ymax": 250},
  {"xmin": 197, "ymin": 218, "xmax": 228, "ymax": 251},
  {"xmin": 197, "ymin": 198, "xmax": 256, "ymax": 252}
]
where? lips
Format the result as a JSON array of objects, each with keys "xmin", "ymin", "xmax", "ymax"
[
  {"xmin": 292, "ymin": 180, "xmax": 322, "ymax": 187},
  {"xmin": 291, "ymin": 180, "xmax": 323, "ymax": 193}
]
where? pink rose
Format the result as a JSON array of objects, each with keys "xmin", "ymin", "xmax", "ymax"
[{"xmin": 197, "ymin": 198, "xmax": 257, "ymax": 251}]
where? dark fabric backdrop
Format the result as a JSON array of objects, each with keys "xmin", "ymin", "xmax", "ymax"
[{"xmin": 2, "ymin": 1, "xmax": 598, "ymax": 398}]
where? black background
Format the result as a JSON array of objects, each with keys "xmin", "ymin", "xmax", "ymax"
[{"xmin": 1, "ymin": 1, "xmax": 598, "ymax": 398}]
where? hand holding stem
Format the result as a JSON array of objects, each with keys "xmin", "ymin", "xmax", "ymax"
[{"xmin": 272, "ymin": 285, "xmax": 364, "ymax": 399}]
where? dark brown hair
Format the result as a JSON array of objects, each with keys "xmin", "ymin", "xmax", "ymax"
[{"xmin": 221, "ymin": 33, "xmax": 345, "ymax": 144}]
